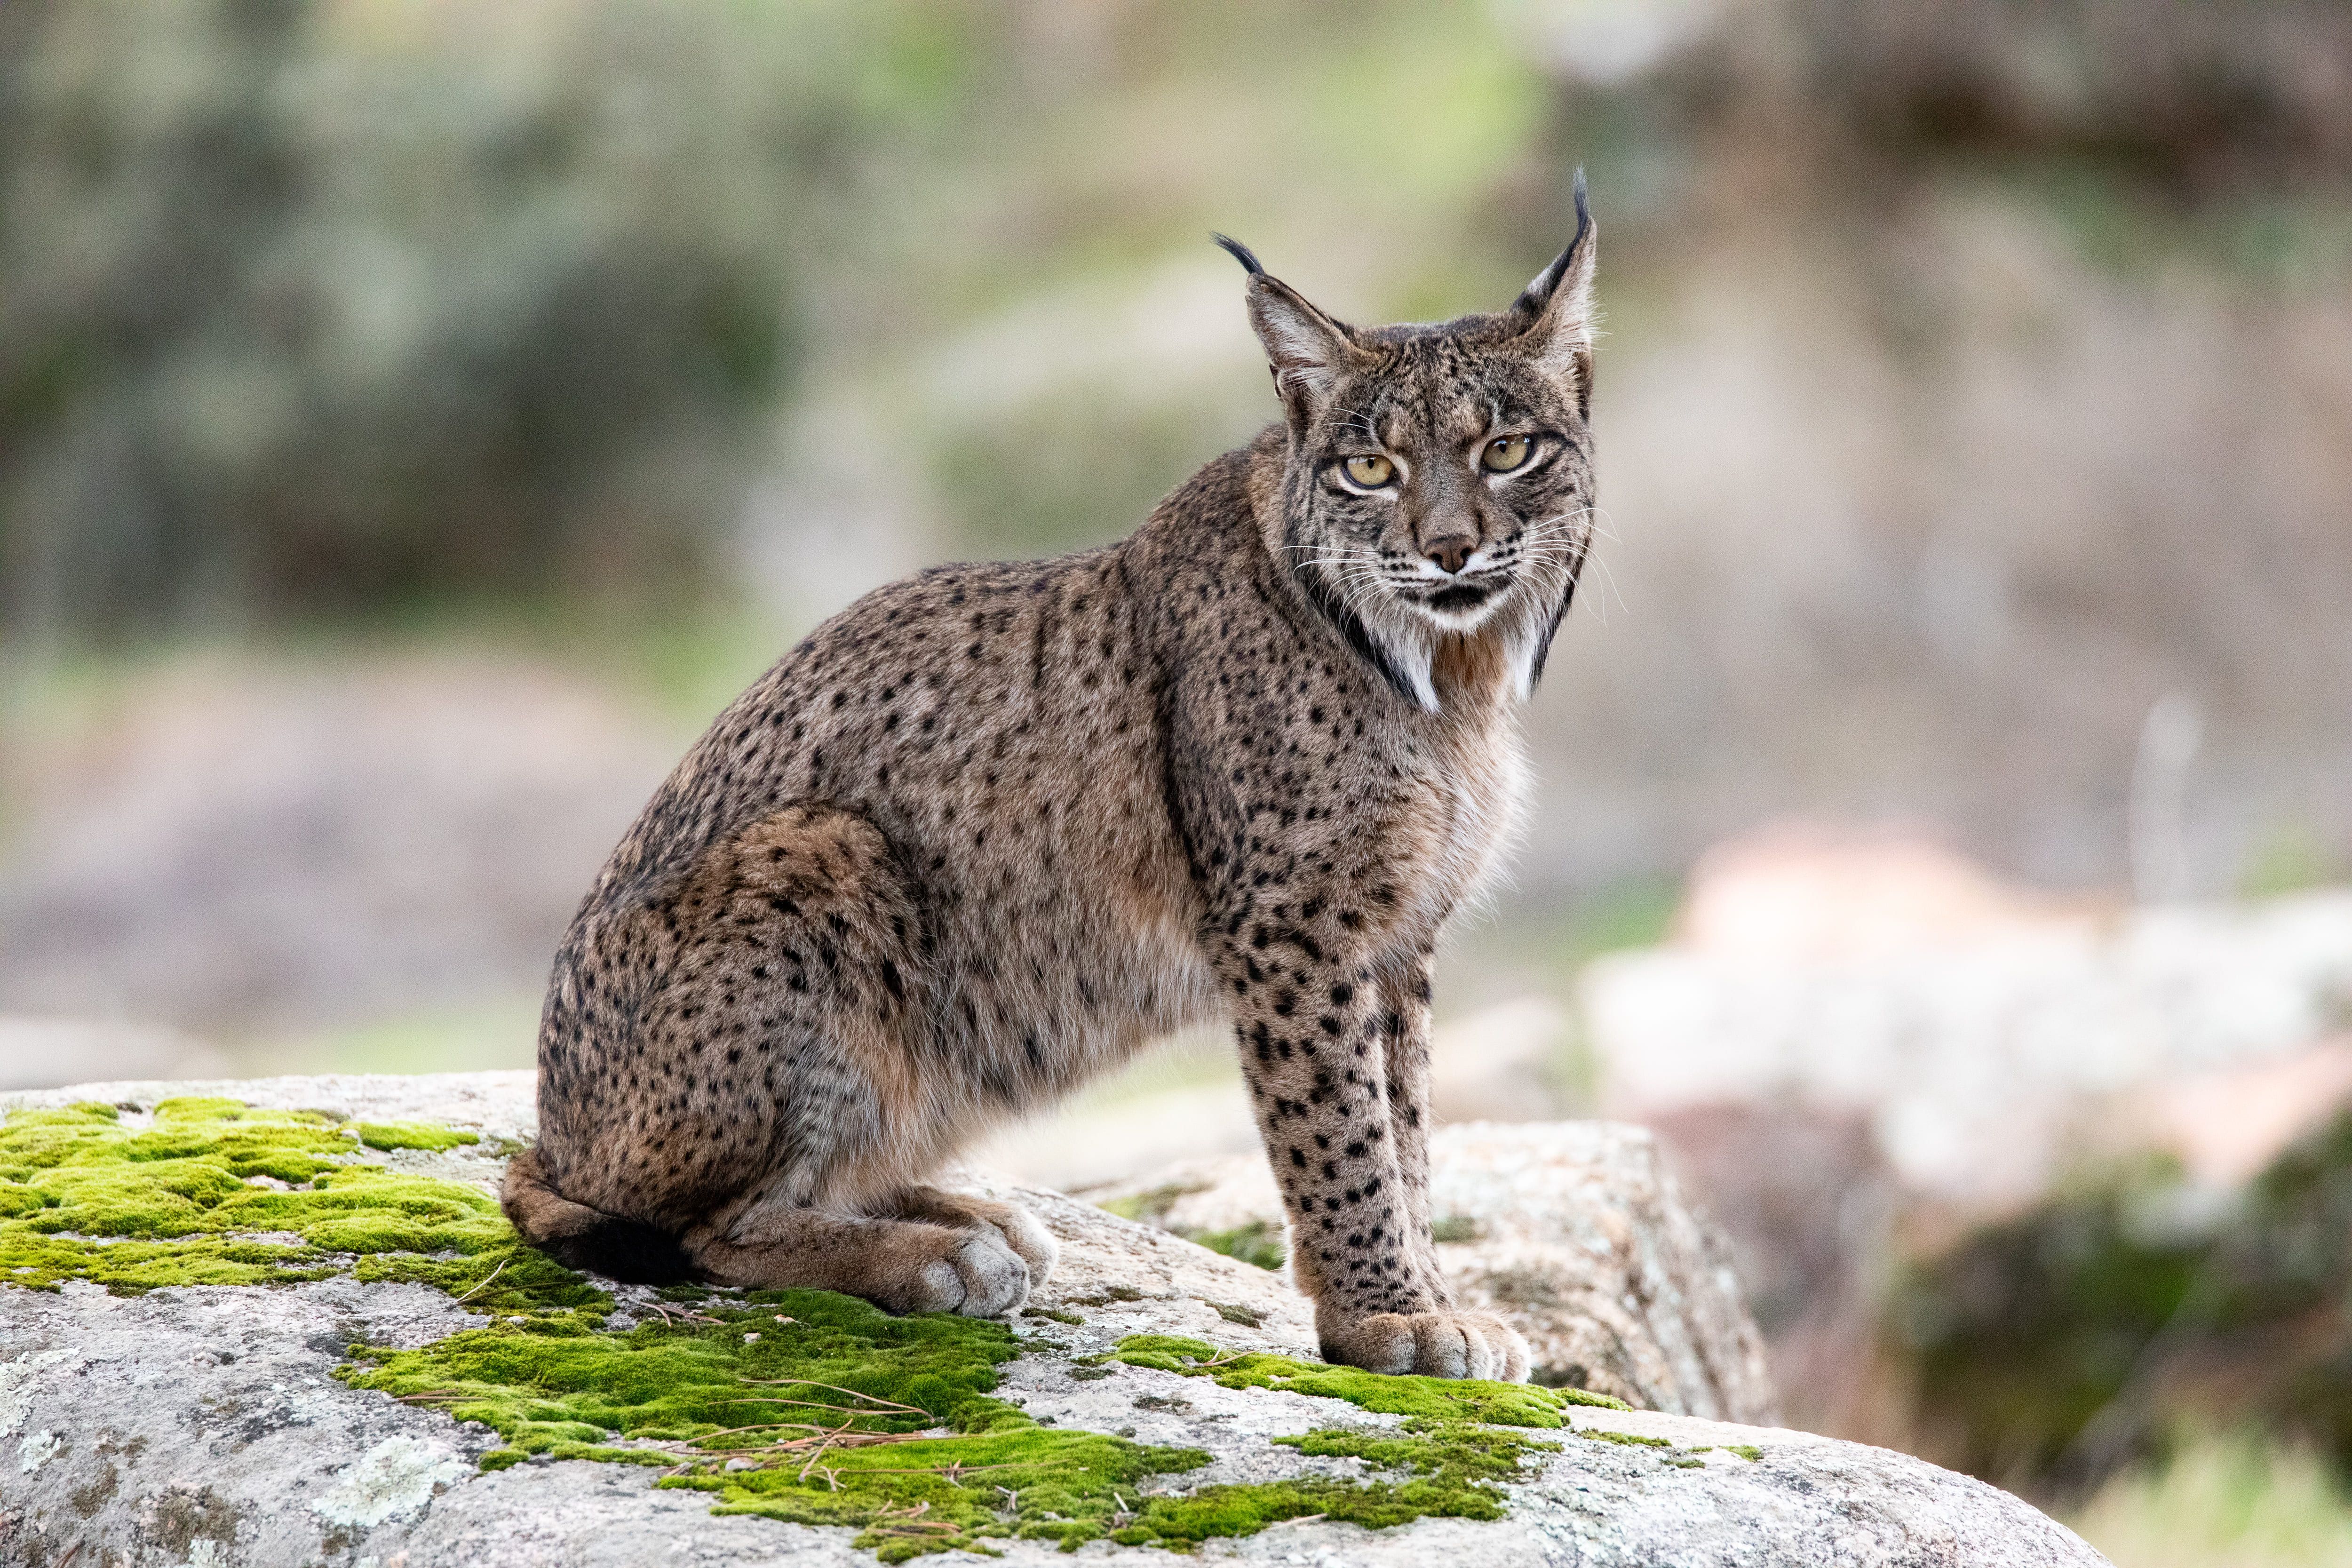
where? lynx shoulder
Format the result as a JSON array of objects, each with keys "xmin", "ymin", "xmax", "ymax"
[{"xmin": 509, "ymin": 183, "xmax": 1599, "ymax": 1379}]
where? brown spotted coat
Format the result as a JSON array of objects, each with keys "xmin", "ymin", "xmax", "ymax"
[{"xmin": 507, "ymin": 187, "xmax": 1600, "ymax": 1379}]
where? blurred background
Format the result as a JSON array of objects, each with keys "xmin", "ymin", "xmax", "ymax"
[{"xmin": 2, "ymin": 0, "xmax": 2349, "ymax": 1560}]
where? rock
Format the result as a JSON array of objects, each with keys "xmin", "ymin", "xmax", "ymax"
[
  {"xmin": 1578, "ymin": 833, "xmax": 2352, "ymax": 1459},
  {"xmin": 2106, "ymin": 1035, "xmax": 2352, "ymax": 1187},
  {"xmin": 0, "ymin": 1017, "xmax": 231, "ymax": 1093},
  {"xmin": 973, "ymin": 1067, "xmax": 1263, "ymax": 1194},
  {"xmin": 1584, "ymin": 876, "xmax": 2352, "ymax": 1213},
  {"xmin": 972, "ymin": 1000, "xmax": 1581, "ymax": 1195},
  {"xmin": 1419, "ymin": 999, "xmax": 1582, "ymax": 1125},
  {"xmin": 1085, "ymin": 1123, "xmax": 1780, "ymax": 1427},
  {"xmin": 1, "ymin": 1071, "xmax": 2107, "ymax": 1566},
  {"xmin": 1638, "ymin": 1103, "xmax": 1909, "ymax": 1446},
  {"xmin": 0, "ymin": 657, "xmax": 677, "ymax": 1039}
]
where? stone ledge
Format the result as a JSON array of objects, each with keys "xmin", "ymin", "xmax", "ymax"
[{"xmin": 0, "ymin": 1072, "xmax": 2108, "ymax": 1567}]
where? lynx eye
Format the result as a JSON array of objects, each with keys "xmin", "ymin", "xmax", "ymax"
[
  {"xmin": 1481, "ymin": 435, "xmax": 1532, "ymax": 473},
  {"xmin": 1343, "ymin": 454, "xmax": 1395, "ymax": 488}
]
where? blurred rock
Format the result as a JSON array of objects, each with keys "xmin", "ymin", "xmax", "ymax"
[
  {"xmin": 2113, "ymin": 1035, "xmax": 2352, "ymax": 1188},
  {"xmin": 1671, "ymin": 826, "xmax": 2103, "ymax": 965},
  {"xmin": 975, "ymin": 999, "xmax": 1580, "ymax": 1194},
  {"xmin": 2, "ymin": 1071, "xmax": 2103, "ymax": 1567},
  {"xmin": 1425, "ymin": 997, "xmax": 1578, "ymax": 1123},
  {"xmin": 1583, "ymin": 831, "xmax": 2352, "ymax": 1212},
  {"xmin": 0, "ymin": 1017, "xmax": 231, "ymax": 1092},
  {"xmin": 0, "ymin": 655, "xmax": 676, "ymax": 1037},
  {"xmin": 1892, "ymin": 1098, "xmax": 2352, "ymax": 1496},
  {"xmin": 971, "ymin": 1067, "xmax": 1262, "ymax": 1194},
  {"xmin": 1086, "ymin": 1121, "xmax": 1780, "ymax": 1426},
  {"xmin": 1644, "ymin": 1103, "xmax": 1909, "ymax": 1445}
]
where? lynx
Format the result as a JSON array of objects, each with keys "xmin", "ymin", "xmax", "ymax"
[{"xmin": 506, "ymin": 181, "xmax": 1598, "ymax": 1380}]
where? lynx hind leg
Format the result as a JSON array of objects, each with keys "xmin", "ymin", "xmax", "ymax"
[
  {"xmin": 885, "ymin": 1184, "xmax": 1058, "ymax": 1285},
  {"xmin": 686, "ymin": 1196, "xmax": 1033, "ymax": 1317}
]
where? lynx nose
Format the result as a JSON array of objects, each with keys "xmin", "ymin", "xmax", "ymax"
[{"xmin": 1422, "ymin": 535, "xmax": 1476, "ymax": 575}]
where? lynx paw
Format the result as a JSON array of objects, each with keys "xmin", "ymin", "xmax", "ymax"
[
  {"xmin": 963, "ymin": 1198, "xmax": 1059, "ymax": 1286},
  {"xmin": 1321, "ymin": 1309, "xmax": 1531, "ymax": 1382},
  {"xmin": 901, "ymin": 1226, "xmax": 1032, "ymax": 1317}
]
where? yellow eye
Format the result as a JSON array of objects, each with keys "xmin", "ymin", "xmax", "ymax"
[
  {"xmin": 1343, "ymin": 454, "xmax": 1394, "ymax": 488},
  {"xmin": 1481, "ymin": 435, "xmax": 1532, "ymax": 473}
]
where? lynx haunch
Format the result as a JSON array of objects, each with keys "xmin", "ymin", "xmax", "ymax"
[{"xmin": 507, "ymin": 181, "xmax": 1599, "ymax": 1381}]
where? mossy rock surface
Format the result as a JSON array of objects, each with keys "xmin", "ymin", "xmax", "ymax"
[
  {"xmin": 0, "ymin": 1097, "xmax": 588, "ymax": 1315},
  {"xmin": 0, "ymin": 1096, "xmax": 1600, "ymax": 1562},
  {"xmin": 0, "ymin": 1073, "xmax": 2110, "ymax": 1567},
  {"xmin": 1112, "ymin": 1333, "xmax": 1629, "ymax": 1425}
]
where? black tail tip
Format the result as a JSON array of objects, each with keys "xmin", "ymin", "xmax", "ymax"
[
  {"xmin": 544, "ymin": 1216, "xmax": 692, "ymax": 1285},
  {"xmin": 1211, "ymin": 232, "xmax": 1265, "ymax": 276}
]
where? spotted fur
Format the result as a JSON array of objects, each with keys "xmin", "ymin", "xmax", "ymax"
[{"xmin": 508, "ymin": 186, "xmax": 1599, "ymax": 1378}]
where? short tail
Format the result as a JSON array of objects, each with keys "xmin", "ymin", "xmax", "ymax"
[{"xmin": 500, "ymin": 1145, "xmax": 693, "ymax": 1284}]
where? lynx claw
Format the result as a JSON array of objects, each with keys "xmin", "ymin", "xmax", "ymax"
[{"xmin": 1321, "ymin": 1308, "xmax": 1531, "ymax": 1382}]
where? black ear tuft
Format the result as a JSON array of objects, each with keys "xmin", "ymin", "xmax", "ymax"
[
  {"xmin": 1211, "ymin": 233, "xmax": 1265, "ymax": 277},
  {"xmin": 1512, "ymin": 167, "xmax": 1594, "ymax": 319}
]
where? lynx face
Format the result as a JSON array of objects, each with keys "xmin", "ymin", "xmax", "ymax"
[
  {"xmin": 1306, "ymin": 347, "xmax": 1588, "ymax": 635},
  {"xmin": 1218, "ymin": 181, "xmax": 1597, "ymax": 709}
]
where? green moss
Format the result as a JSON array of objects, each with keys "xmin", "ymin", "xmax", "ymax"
[
  {"xmin": 1095, "ymin": 1184, "xmax": 1204, "ymax": 1225},
  {"xmin": 1184, "ymin": 1221, "xmax": 1285, "ymax": 1272},
  {"xmin": 353, "ymin": 1121, "xmax": 483, "ymax": 1153},
  {"xmin": 1278, "ymin": 1422, "xmax": 1538, "ymax": 1484},
  {"xmin": 2, "ymin": 1099, "xmax": 1588, "ymax": 1560},
  {"xmin": 1064, "ymin": 1285, "xmax": 1144, "ymax": 1306},
  {"xmin": 1569, "ymin": 1425, "xmax": 1728, "ymax": 1468},
  {"xmin": 1112, "ymin": 1335, "xmax": 1629, "ymax": 1423},
  {"xmin": 691, "ymin": 1424, "xmax": 1212, "ymax": 1560},
  {"xmin": 343, "ymin": 1289, "xmax": 1032, "ymax": 1451},
  {"xmin": 0, "ymin": 1099, "xmax": 587, "ymax": 1314},
  {"xmin": 344, "ymin": 1288, "xmax": 1557, "ymax": 1560},
  {"xmin": 1726, "ymin": 1444, "xmax": 1764, "ymax": 1462},
  {"xmin": 691, "ymin": 1415, "xmax": 1557, "ymax": 1560},
  {"xmin": 1576, "ymin": 1428, "xmax": 1671, "ymax": 1449},
  {"xmin": 1020, "ymin": 1306, "xmax": 1082, "ymax": 1325}
]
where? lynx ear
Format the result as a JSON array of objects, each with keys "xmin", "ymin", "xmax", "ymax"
[
  {"xmin": 1508, "ymin": 170, "xmax": 1597, "ymax": 407},
  {"xmin": 1215, "ymin": 234, "xmax": 1367, "ymax": 427}
]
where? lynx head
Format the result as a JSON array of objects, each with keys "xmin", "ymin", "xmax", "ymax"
[{"xmin": 1218, "ymin": 175, "xmax": 1597, "ymax": 711}]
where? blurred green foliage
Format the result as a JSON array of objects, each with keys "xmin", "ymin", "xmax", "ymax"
[
  {"xmin": 1894, "ymin": 1109, "xmax": 2352, "ymax": 1496},
  {"xmin": 2069, "ymin": 1429, "xmax": 2352, "ymax": 1568},
  {"xmin": 0, "ymin": 0, "xmax": 1574, "ymax": 640},
  {"xmin": 0, "ymin": 0, "xmax": 861, "ymax": 634}
]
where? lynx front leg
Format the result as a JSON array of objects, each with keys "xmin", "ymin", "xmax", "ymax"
[
  {"xmin": 1377, "ymin": 958, "xmax": 1442, "ymax": 1288},
  {"xmin": 1219, "ymin": 935, "xmax": 1528, "ymax": 1381}
]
